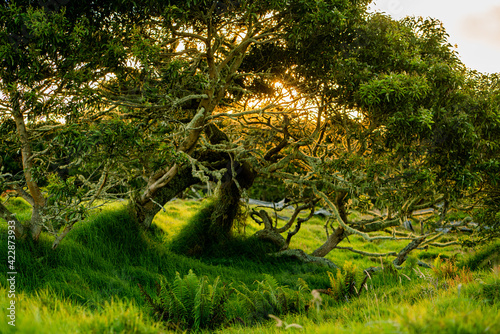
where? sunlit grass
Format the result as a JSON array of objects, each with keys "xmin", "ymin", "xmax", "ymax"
[
  {"xmin": 0, "ymin": 287, "xmax": 166, "ymax": 334},
  {"xmin": 0, "ymin": 197, "xmax": 498, "ymax": 333},
  {"xmin": 218, "ymin": 266, "xmax": 500, "ymax": 334},
  {"xmin": 152, "ymin": 198, "xmax": 202, "ymax": 242}
]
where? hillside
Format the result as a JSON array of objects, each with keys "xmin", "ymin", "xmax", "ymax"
[{"xmin": 1, "ymin": 197, "xmax": 499, "ymax": 333}]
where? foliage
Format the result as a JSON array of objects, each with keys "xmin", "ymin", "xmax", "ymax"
[
  {"xmin": 2, "ymin": 0, "xmax": 498, "ymax": 256},
  {"xmin": 325, "ymin": 261, "xmax": 367, "ymax": 302},
  {"xmin": 431, "ymin": 256, "xmax": 474, "ymax": 287},
  {"xmin": 233, "ymin": 274, "xmax": 310, "ymax": 324},
  {"xmin": 0, "ymin": 11, "xmax": 499, "ymax": 334},
  {"xmin": 0, "ymin": 0, "xmax": 130, "ymax": 243},
  {"xmin": 139, "ymin": 270, "xmax": 232, "ymax": 331},
  {"xmin": 246, "ymin": 176, "xmax": 289, "ymax": 202},
  {"xmin": 431, "ymin": 256, "xmax": 458, "ymax": 280},
  {"xmin": 139, "ymin": 271, "xmax": 310, "ymax": 330}
]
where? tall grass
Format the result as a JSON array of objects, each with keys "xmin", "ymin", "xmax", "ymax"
[
  {"xmin": 0, "ymin": 197, "xmax": 499, "ymax": 333},
  {"xmin": 0, "ymin": 200, "xmax": 331, "ymax": 317},
  {"xmin": 217, "ymin": 259, "xmax": 500, "ymax": 334},
  {"xmin": 0, "ymin": 287, "xmax": 164, "ymax": 334}
]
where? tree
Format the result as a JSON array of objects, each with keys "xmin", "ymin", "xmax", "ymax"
[
  {"xmin": 0, "ymin": 0, "xmax": 139, "ymax": 246},
  {"xmin": 2, "ymin": 1, "xmax": 497, "ymax": 259},
  {"xmin": 0, "ymin": 2, "xmax": 88, "ymax": 241},
  {"xmin": 94, "ymin": 0, "xmax": 370, "ymax": 238},
  {"xmin": 223, "ymin": 12, "xmax": 499, "ymax": 265}
]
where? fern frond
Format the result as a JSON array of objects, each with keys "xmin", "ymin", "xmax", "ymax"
[
  {"xmin": 169, "ymin": 286, "xmax": 188, "ymax": 324},
  {"xmin": 263, "ymin": 274, "xmax": 279, "ymax": 290},
  {"xmin": 209, "ymin": 276, "xmax": 221, "ymax": 320},
  {"xmin": 182, "ymin": 270, "xmax": 198, "ymax": 317},
  {"xmin": 297, "ymin": 278, "xmax": 310, "ymax": 293},
  {"xmin": 209, "ymin": 283, "xmax": 231, "ymax": 329},
  {"xmin": 171, "ymin": 272, "xmax": 184, "ymax": 306},
  {"xmin": 194, "ymin": 276, "xmax": 210, "ymax": 329},
  {"xmin": 234, "ymin": 288, "xmax": 257, "ymax": 313}
]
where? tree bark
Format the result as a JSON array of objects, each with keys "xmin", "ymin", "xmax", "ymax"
[
  {"xmin": 311, "ymin": 191, "xmax": 348, "ymax": 257},
  {"xmin": 130, "ymin": 123, "xmax": 239, "ymax": 229},
  {"xmin": 208, "ymin": 160, "xmax": 256, "ymax": 238},
  {"xmin": 311, "ymin": 226, "xmax": 345, "ymax": 257},
  {"xmin": 129, "ymin": 18, "xmax": 256, "ymax": 231},
  {"xmin": 51, "ymin": 224, "xmax": 73, "ymax": 250},
  {"xmin": 393, "ymin": 236, "xmax": 427, "ymax": 266},
  {"xmin": 0, "ymin": 202, "xmax": 26, "ymax": 238},
  {"xmin": 270, "ymin": 249, "xmax": 339, "ymax": 269},
  {"xmin": 131, "ymin": 165, "xmax": 199, "ymax": 229},
  {"xmin": 353, "ymin": 218, "xmax": 400, "ymax": 233},
  {"xmin": 253, "ymin": 210, "xmax": 287, "ymax": 249},
  {"xmin": 11, "ymin": 91, "xmax": 46, "ymax": 241}
]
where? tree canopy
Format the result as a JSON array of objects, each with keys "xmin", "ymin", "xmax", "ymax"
[{"xmin": 1, "ymin": 0, "xmax": 499, "ymax": 259}]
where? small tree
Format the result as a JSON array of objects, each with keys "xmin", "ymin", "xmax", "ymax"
[{"xmin": 0, "ymin": 1, "xmax": 132, "ymax": 247}]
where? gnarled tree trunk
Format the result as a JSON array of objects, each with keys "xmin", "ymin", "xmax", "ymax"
[
  {"xmin": 311, "ymin": 191, "xmax": 348, "ymax": 257},
  {"xmin": 130, "ymin": 165, "xmax": 198, "ymax": 229},
  {"xmin": 209, "ymin": 160, "xmax": 256, "ymax": 239},
  {"xmin": 311, "ymin": 226, "xmax": 345, "ymax": 257}
]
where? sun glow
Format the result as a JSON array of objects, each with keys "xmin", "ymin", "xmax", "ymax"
[{"xmin": 232, "ymin": 79, "xmax": 318, "ymax": 121}]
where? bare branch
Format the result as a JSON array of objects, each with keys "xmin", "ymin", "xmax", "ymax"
[
  {"xmin": 428, "ymin": 241, "xmax": 460, "ymax": 247},
  {"xmin": 285, "ymin": 220, "xmax": 303, "ymax": 246},
  {"xmin": 172, "ymin": 30, "xmax": 208, "ymax": 43},
  {"xmin": 14, "ymin": 185, "xmax": 34, "ymax": 207},
  {"xmin": 313, "ymin": 186, "xmax": 373, "ymax": 242},
  {"xmin": 335, "ymin": 246, "xmax": 398, "ymax": 257},
  {"xmin": 207, "ymin": 104, "xmax": 279, "ymax": 120},
  {"xmin": 276, "ymin": 201, "xmax": 313, "ymax": 233},
  {"xmin": 393, "ymin": 236, "xmax": 427, "ymax": 266},
  {"xmin": 269, "ymin": 249, "xmax": 339, "ymax": 269}
]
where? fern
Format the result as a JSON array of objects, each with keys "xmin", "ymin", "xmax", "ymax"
[
  {"xmin": 234, "ymin": 283, "xmax": 256, "ymax": 310},
  {"xmin": 183, "ymin": 270, "xmax": 199, "ymax": 316},
  {"xmin": 295, "ymin": 278, "xmax": 311, "ymax": 312},
  {"xmin": 297, "ymin": 278, "xmax": 310, "ymax": 293},
  {"xmin": 140, "ymin": 270, "xmax": 231, "ymax": 331},
  {"xmin": 170, "ymin": 287, "xmax": 188, "ymax": 323},
  {"xmin": 233, "ymin": 275, "xmax": 309, "ymax": 325},
  {"xmin": 343, "ymin": 261, "xmax": 357, "ymax": 299},
  {"xmin": 326, "ymin": 261, "xmax": 366, "ymax": 303},
  {"xmin": 142, "ymin": 271, "xmax": 310, "ymax": 329}
]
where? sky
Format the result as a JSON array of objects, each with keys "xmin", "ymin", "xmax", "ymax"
[{"xmin": 368, "ymin": 0, "xmax": 500, "ymax": 74}]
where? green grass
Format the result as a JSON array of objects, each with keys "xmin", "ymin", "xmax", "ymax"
[{"xmin": 0, "ymin": 197, "xmax": 499, "ymax": 333}]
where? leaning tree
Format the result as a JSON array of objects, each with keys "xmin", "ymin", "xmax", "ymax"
[
  {"xmin": 94, "ymin": 0, "xmax": 372, "ymax": 239},
  {"xmin": 2, "ymin": 0, "xmax": 497, "ymax": 257},
  {"xmin": 0, "ymin": 2, "xmax": 100, "ymax": 242},
  {"xmin": 214, "ymin": 12, "xmax": 500, "ymax": 267}
]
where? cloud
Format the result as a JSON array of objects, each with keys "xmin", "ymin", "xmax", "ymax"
[{"xmin": 460, "ymin": 6, "xmax": 500, "ymax": 49}]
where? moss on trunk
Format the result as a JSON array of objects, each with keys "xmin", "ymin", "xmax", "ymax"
[{"xmin": 171, "ymin": 161, "xmax": 256, "ymax": 256}]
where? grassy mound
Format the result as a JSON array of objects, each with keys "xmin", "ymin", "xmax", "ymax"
[
  {"xmin": 169, "ymin": 199, "xmax": 279, "ymax": 259},
  {"xmin": 461, "ymin": 241, "xmax": 500, "ymax": 271}
]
